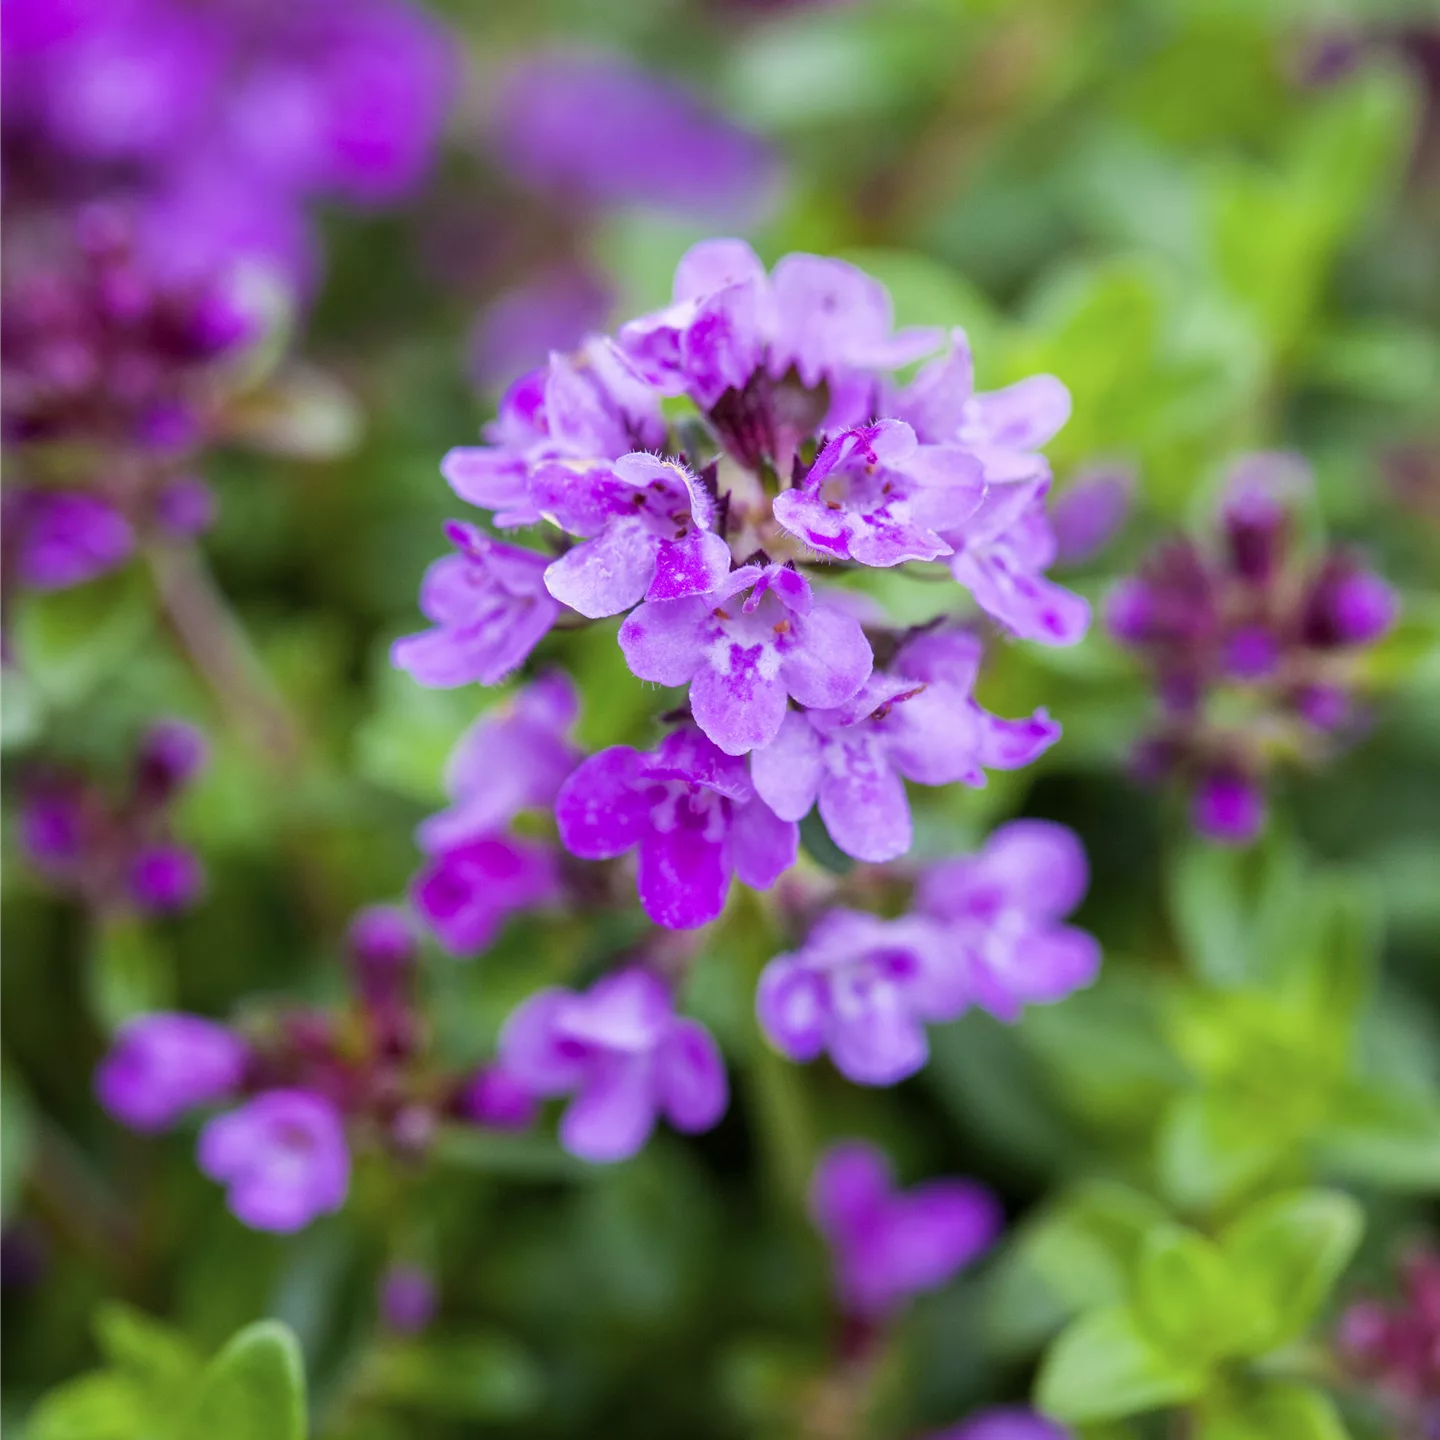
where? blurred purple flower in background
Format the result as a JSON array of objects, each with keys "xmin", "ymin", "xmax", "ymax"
[
  {"xmin": 96, "ymin": 1013, "xmax": 248, "ymax": 1132},
  {"xmin": 758, "ymin": 910, "xmax": 966, "ymax": 1085},
  {"xmin": 916, "ymin": 820, "xmax": 1100, "ymax": 1022},
  {"xmin": 490, "ymin": 50, "xmax": 781, "ymax": 224},
  {"xmin": 198, "ymin": 1089, "xmax": 350, "ymax": 1232},
  {"xmin": 809, "ymin": 1141, "xmax": 1002, "ymax": 1318},
  {"xmin": 470, "ymin": 265, "xmax": 614, "ymax": 393},
  {"xmin": 379, "ymin": 1263, "xmax": 438, "ymax": 1333},
  {"xmin": 930, "ymin": 1409, "xmax": 1071, "ymax": 1440},
  {"xmin": 499, "ymin": 967, "xmax": 728, "ymax": 1161},
  {"xmin": 1049, "ymin": 466, "xmax": 1133, "ymax": 567},
  {"xmin": 17, "ymin": 720, "xmax": 209, "ymax": 916},
  {"xmin": 1107, "ymin": 451, "xmax": 1399, "ymax": 845}
]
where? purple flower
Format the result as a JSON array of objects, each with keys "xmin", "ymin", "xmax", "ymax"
[
  {"xmin": 772, "ymin": 420, "xmax": 985, "ymax": 568},
  {"xmin": 942, "ymin": 481, "xmax": 1091, "ymax": 646},
  {"xmin": 618, "ymin": 564, "xmax": 872, "ymax": 756},
  {"xmin": 379, "ymin": 1264, "xmax": 437, "ymax": 1333},
  {"xmin": 809, "ymin": 1141, "xmax": 1001, "ymax": 1318},
  {"xmin": 1191, "ymin": 770, "xmax": 1265, "ymax": 847},
  {"xmin": 128, "ymin": 843, "xmax": 205, "ymax": 912},
  {"xmin": 391, "ymin": 522, "xmax": 560, "ymax": 688},
  {"xmin": 1302, "ymin": 557, "xmax": 1399, "ymax": 647},
  {"xmin": 1049, "ymin": 467, "xmax": 1132, "ymax": 567},
  {"xmin": 619, "ymin": 240, "xmax": 942, "ymax": 411},
  {"xmin": 460, "ymin": 1065, "xmax": 540, "ymax": 1132},
  {"xmin": 490, "ymin": 51, "xmax": 780, "ymax": 223},
  {"xmin": 14, "ymin": 493, "xmax": 135, "ymax": 590},
  {"xmin": 347, "ymin": 904, "xmax": 418, "ymax": 1005},
  {"xmin": 555, "ymin": 724, "xmax": 797, "ymax": 929},
  {"xmin": 757, "ymin": 910, "xmax": 965, "ymax": 1085},
  {"xmin": 197, "ymin": 1089, "xmax": 350, "ymax": 1233},
  {"xmin": 498, "ymin": 967, "xmax": 727, "ymax": 1162},
  {"xmin": 915, "ymin": 821, "xmax": 1100, "ymax": 1022},
  {"xmin": 442, "ymin": 339, "xmax": 665, "ymax": 524},
  {"xmin": 134, "ymin": 719, "xmax": 208, "ymax": 801},
  {"xmin": 18, "ymin": 788, "xmax": 88, "ymax": 875},
  {"xmin": 930, "ymin": 1410, "xmax": 1071, "ymax": 1440},
  {"xmin": 750, "ymin": 628, "xmax": 1060, "ymax": 863},
  {"xmin": 153, "ymin": 476, "xmax": 216, "ymax": 537},
  {"xmin": 411, "ymin": 836, "xmax": 559, "ymax": 957},
  {"xmin": 418, "ymin": 673, "xmax": 581, "ymax": 852},
  {"xmin": 470, "ymin": 264, "xmax": 613, "ymax": 393},
  {"xmin": 96, "ymin": 1013, "xmax": 248, "ymax": 1132},
  {"xmin": 891, "ymin": 329, "xmax": 1069, "ymax": 474},
  {"xmin": 532, "ymin": 452, "xmax": 733, "ymax": 619}
]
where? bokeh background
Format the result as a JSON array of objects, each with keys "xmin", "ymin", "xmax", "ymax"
[{"xmin": 3, "ymin": 0, "xmax": 1439, "ymax": 1436}]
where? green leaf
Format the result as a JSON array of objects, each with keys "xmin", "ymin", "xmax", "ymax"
[
  {"xmin": 1220, "ymin": 1190, "xmax": 1364, "ymax": 1355},
  {"xmin": 14, "ymin": 568, "xmax": 153, "ymax": 709},
  {"xmin": 798, "ymin": 810, "xmax": 854, "ymax": 876},
  {"xmin": 1, "ymin": 665, "xmax": 45, "ymax": 751},
  {"xmin": 362, "ymin": 1334, "xmax": 541, "ymax": 1420},
  {"xmin": 85, "ymin": 918, "xmax": 175, "ymax": 1034},
  {"xmin": 25, "ymin": 1373, "xmax": 152, "ymax": 1440},
  {"xmin": 1, "ymin": 1065, "xmax": 34, "ymax": 1223},
  {"xmin": 1272, "ymin": 873, "xmax": 1379, "ymax": 1027},
  {"xmin": 1198, "ymin": 1382, "xmax": 1350, "ymax": 1440},
  {"xmin": 179, "ymin": 1321, "xmax": 306, "ymax": 1440},
  {"xmin": 1036, "ymin": 1303, "xmax": 1206, "ymax": 1423},
  {"xmin": 1317, "ymin": 1082, "xmax": 1440, "ymax": 1192},
  {"xmin": 1157, "ymin": 1090, "xmax": 1288, "ymax": 1212},
  {"xmin": 1133, "ymin": 1226, "xmax": 1237, "ymax": 1360},
  {"xmin": 92, "ymin": 1301, "xmax": 202, "ymax": 1395},
  {"xmin": 1168, "ymin": 841, "xmax": 1252, "ymax": 987}
]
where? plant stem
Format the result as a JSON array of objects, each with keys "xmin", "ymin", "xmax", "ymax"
[{"xmin": 145, "ymin": 540, "xmax": 305, "ymax": 774}]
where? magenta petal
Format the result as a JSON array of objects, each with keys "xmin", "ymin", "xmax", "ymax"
[
  {"xmin": 559, "ymin": 1057, "xmax": 657, "ymax": 1163},
  {"xmin": 974, "ymin": 706, "xmax": 1062, "ymax": 770},
  {"xmin": 829, "ymin": 992, "xmax": 929, "ymax": 1086},
  {"xmin": 730, "ymin": 796, "xmax": 799, "ymax": 889},
  {"xmin": 636, "ymin": 825, "xmax": 732, "ymax": 930},
  {"xmin": 817, "ymin": 746, "xmax": 912, "ymax": 863},
  {"xmin": 781, "ymin": 607, "xmax": 873, "ymax": 710},
  {"xmin": 749, "ymin": 711, "xmax": 823, "ymax": 822},
  {"xmin": 756, "ymin": 955, "xmax": 827, "ymax": 1063},
  {"xmin": 982, "ymin": 819, "xmax": 1089, "ymax": 919},
  {"xmin": 688, "ymin": 657, "xmax": 789, "ymax": 756},
  {"xmin": 555, "ymin": 748, "xmax": 650, "ymax": 859},
  {"xmin": 439, "ymin": 447, "xmax": 539, "ymax": 526},
  {"xmin": 1008, "ymin": 924, "xmax": 1102, "ymax": 1003},
  {"xmin": 967, "ymin": 375, "xmax": 1071, "ymax": 450},
  {"xmin": 885, "ymin": 688, "xmax": 984, "ymax": 786},
  {"xmin": 887, "ymin": 1180, "xmax": 1003, "ymax": 1290},
  {"xmin": 656, "ymin": 1018, "xmax": 728, "ymax": 1132},
  {"xmin": 543, "ymin": 521, "xmax": 656, "ymax": 618},
  {"xmin": 809, "ymin": 1142, "xmax": 892, "ymax": 1239},
  {"xmin": 648, "ymin": 529, "xmax": 732, "ymax": 602},
  {"xmin": 499, "ymin": 988, "xmax": 589, "ymax": 1095},
  {"xmin": 618, "ymin": 598, "xmax": 707, "ymax": 686}
]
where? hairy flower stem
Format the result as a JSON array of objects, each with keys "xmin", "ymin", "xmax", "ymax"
[{"xmin": 145, "ymin": 541, "xmax": 305, "ymax": 774}]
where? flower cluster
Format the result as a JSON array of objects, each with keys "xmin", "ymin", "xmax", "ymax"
[
  {"xmin": 1107, "ymin": 452, "xmax": 1398, "ymax": 844},
  {"xmin": 1, "ymin": 0, "xmax": 451, "ymax": 605},
  {"xmin": 401, "ymin": 240, "xmax": 1086, "ymax": 905},
  {"xmin": 94, "ymin": 906, "xmax": 540, "ymax": 1232},
  {"xmin": 3, "ymin": 0, "xmax": 453, "ymax": 283},
  {"xmin": 1334, "ymin": 1246, "xmax": 1440, "ymax": 1440},
  {"xmin": 386, "ymin": 245, "xmax": 1102, "ymax": 1172},
  {"xmin": 20, "ymin": 720, "xmax": 209, "ymax": 915},
  {"xmin": 759, "ymin": 821, "xmax": 1099, "ymax": 1085}
]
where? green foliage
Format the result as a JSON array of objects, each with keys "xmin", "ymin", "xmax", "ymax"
[
  {"xmin": 1035, "ymin": 1188, "xmax": 1363, "ymax": 1428},
  {"xmin": 27, "ymin": 1313, "xmax": 305, "ymax": 1440}
]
